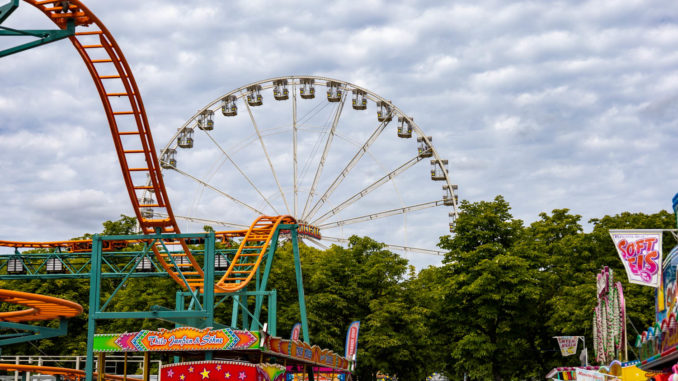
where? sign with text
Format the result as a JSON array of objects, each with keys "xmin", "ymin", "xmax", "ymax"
[
  {"xmin": 554, "ymin": 336, "xmax": 580, "ymax": 356},
  {"xmin": 576, "ymin": 368, "xmax": 616, "ymax": 381},
  {"xmin": 291, "ymin": 323, "xmax": 301, "ymax": 341},
  {"xmin": 609, "ymin": 230, "xmax": 663, "ymax": 287},
  {"xmin": 344, "ymin": 321, "xmax": 360, "ymax": 360},
  {"xmin": 93, "ymin": 327, "xmax": 259, "ymax": 352}
]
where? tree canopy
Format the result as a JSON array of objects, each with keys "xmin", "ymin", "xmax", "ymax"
[{"xmin": 0, "ymin": 200, "xmax": 673, "ymax": 380}]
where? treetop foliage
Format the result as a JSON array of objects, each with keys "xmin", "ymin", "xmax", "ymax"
[{"xmin": 0, "ymin": 200, "xmax": 673, "ymax": 380}]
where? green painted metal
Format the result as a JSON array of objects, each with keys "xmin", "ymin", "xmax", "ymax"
[
  {"xmin": 85, "ymin": 234, "xmax": 103, "ymax": 381},
  {"xmin": 0, "ymin": 0, "xmax": 18, "ymax": 25},
  {"xmin": 291, "ymin": 226, "xmax": 311, "ymax": 343},
  {"xmin": 231, "ymin": 293, "xmax": 240, "ymax": 328},
  {"xmin": 250, "ymin": 227, "xmax": 280, "ymax": 331},
  {"xmin": 0, "ymin": 319, "xmax": 67, "ymax": 346},
  {"xmin": 268, "ymin": 289, "xmax": 277, "ymax": 336},
  {"xmin": 0, "ymin": 249, "xmax": 230, "ymax": 280},
  {"xmin": 0, "ymin": 224, "xmax": 308, "ymax": 376},
  {"xmin": 0, "ymin": 19, "xmax": 75, "ymax": 58}
]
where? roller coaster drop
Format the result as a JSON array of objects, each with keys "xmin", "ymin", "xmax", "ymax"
[{"xmin": 0, "ymin": 1, "xmax": 455, "ymax": 380}]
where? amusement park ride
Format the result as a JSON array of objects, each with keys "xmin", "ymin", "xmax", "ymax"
[{"xmin": 0, "ymin": 0, "xmax": 459, "ymax": 380}]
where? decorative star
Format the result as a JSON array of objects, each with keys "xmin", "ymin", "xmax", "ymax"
[
  {"xmin": 189, "ymin": 366, "xmax": 195, "ymax": 373},
  {"xmin": 200, "ymin": 368, "xmax": 211, "ymax": 379},
  {"xmin": 179, "ymin": 375, "xmax": 185, "ymax": 381},
  {"xmin": 225, "ymin": 372, "xmax": 231, "ymax": 379},
  {"xmin": 167, "ymin": 369, "xmax": 174, "ymax": 378},
  {"xmin": 216, "ymin": 365, "xmax": 222, "ymax": 371},
  {"xmin": 239, "ymin": 371, "xmax": 246, "ymax": 380}
]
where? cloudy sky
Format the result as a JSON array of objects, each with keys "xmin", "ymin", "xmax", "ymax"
[{"xmin": 1, "ymin": 0, "xmax": 678, "ymax": 268}]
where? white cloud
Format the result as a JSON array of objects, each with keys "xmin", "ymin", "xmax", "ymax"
[{"xmin": 2, "ymin": 0, "xmax": 678, "ymax": 268}]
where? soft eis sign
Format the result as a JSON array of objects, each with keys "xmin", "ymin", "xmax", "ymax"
[{"xmin": 609, "ymin": 230, "xmax": 663, "ymax": 288}]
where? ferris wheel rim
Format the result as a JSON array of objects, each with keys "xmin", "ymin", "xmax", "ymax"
[
  {"xmin": 159, "ymin": 75, "xmax": 459, "ymax": 216},
  {"xmin": 156, "ymin": 75, "xmax": 459, "ymax": 255}
]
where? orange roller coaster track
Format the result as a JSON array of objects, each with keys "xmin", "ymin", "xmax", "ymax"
[
  {"xmin": 18, "ymin": 0, "xmax": 290, "ymax": 294},
  {"xmin": 22, "ymin": 0, "xmax": 202, "ymax": 288},
  {"xmin": 0, "ymin": 289, "xmax": 82, "ymax": 322}
]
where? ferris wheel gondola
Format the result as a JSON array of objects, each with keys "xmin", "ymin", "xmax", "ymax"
[{"xmin": 146, "ymin": 76, "xmax": 459, "ymax": 256}]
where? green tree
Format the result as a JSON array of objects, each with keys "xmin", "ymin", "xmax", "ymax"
[{"xmin": 437, "ymin": 196, "xmax": 540, "ymax": 380}]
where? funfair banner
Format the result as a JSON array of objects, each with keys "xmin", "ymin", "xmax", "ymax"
[
  {"xmin": 291, "ymin": 323, "xmax": 301, "ymax": 341},
  {"xmin": 344, "ymin": 321, "xmax": 360, "ymax": 361},
  {"xmin": 576, "ymin": 368, "xmax": 616, "ymax": 381},
  {"xmin": 554, "ymin": 336, "xmax": 581, "ymax": 356},
  {"xmin": 609, "ymin": 230, "xmax": 663, "ymax": 288}
]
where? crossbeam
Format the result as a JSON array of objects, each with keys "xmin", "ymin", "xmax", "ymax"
[{"xmin": 0, "ymin": 13, "xmax": 75, "ymax": 58}]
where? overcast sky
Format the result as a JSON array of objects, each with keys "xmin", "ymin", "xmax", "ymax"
[{"xmin": 2, "ymin": 0, "xmax": 678, "ymax": 268}]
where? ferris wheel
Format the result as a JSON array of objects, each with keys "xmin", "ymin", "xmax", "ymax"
[{"xmin": 146, "ymin": 76, "xmax": 459, "ymax": 256}]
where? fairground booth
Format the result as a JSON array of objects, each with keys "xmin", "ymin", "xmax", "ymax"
[{"xmin": 547, "ymin": 195, "xmax": 678, "ymax": 381}]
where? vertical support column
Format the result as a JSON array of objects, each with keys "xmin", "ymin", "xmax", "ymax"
[
  {"xmin": 97, "ymin": 353, "xmax": 105, "ymax": 381},
  {"xmin": 123, "ymin": 352, "xmax": 128, "ymax": 381},
  {"xmin": 268, "ymin": 290, "xmax": 277, "ymax": 336},
  {"xmin": 673, "ymin": 193, "xmax": 678, "ymax": 228},
  {"xmin": 174, "ymin": 291, "xmax": 185, "ymax": 364},
  {"xmin": 231, "ymin": 294, "xmax": 239, "ymax": 328},
  {"xmin": 85, "ymin": 234, "xmax": 103, "ymax": 381},
  {"xmin": 203, "ymin": 231, "xmax": 215, "ymax": 361},
  {"xmin": 251, "ymin": 228, "xmax": 280, "ymax": 330},
  {"xmin": 142, "ymin": 352, "xmax": 150, "ymax": 381},
  {"xmin": 291, "ymin": 226, "xmax": 310, "ymax": 343},
  {"xmin": 240, "ymin": 291, "xmax": 249, "ymax": 329},
  {"xmin": 203, "ymin": 231, "xmax": 215, "ymax": 327}
]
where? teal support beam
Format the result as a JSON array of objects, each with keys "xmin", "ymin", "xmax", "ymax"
[
  {"xmin": 0, "ymin": 19, "xmax": 75, "ymax": 58},
  {"xmin": 174, "ymin": 291, "xmax": 185, "ymax": 364},
  {"xmin": 231, "ymin": 294, "xmax": 239, "ymax": 328},
  {"xmin": 268, "ymin": 290, "xmax": 277, "ymax": 336},
  {"xmin": 203, "ymin": 231, "xmax": 215, "ymax": 328},
  {"xmin": 291, "ymin": 226, "xmax": 310, "ymax": 343},
  {"xmin": 85, "ymin": 234, "xmax": 103, "ymax": 381},
  {"xmin": 0, "ymin": 319, "xmax": 67, "ymax": 346},
  {"xmin": 250, "ymin": 228, "xmax": 280, "ymax": 331},
  {"xmin": 0, "ymin": 0, "xmax": 18, "ymax": 25},
  {"xmin": 203, "ymin": 231, "xmax": 215, "ymax": 361},
  {"xmin": 94, "ymin": 311, "xmax": 211, "ymax": 319},
  {"xmin": 240, "ymin": 291, "xmax": 249, "ymax": 329}
]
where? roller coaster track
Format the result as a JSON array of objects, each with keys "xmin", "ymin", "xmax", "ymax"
[
  {"xmin": 0, "ymin": 289, "xmax": 82, "ymax": 322},
  {"xmin": 11, "ymin": 1, "xmax": 289, "ymax": 294},
  {"xmin": 0, "ymin": 290, "xmax": 117, "ymax": 380},
  {"xmin": 214, "ymin": 215, "xmax": 296, "ymax": 292}
]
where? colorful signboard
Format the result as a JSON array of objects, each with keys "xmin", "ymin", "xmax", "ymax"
[
  {"xmin": 609, "ymin": 230, "xmax": 663, "ymax": 287},
  {"xmin": 93, "ymin": 327, "xmax": 259, "ymax": 352},
  {"xmin": 576, "ymin": 368, "xmax": 615, "ymax": 381},
  {"xmin": 554, "ymin": 336, "xmax": 581, "ymax": 356},
  {"xmin": 344, "ymin": 321, "xmax": 360, "ymax": 360},
  {"xmin": 280, "ymin": 224, "xmax": 321, "ymax": 240}
]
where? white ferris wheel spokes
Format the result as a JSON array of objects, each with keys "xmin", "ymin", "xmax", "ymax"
[{"xmin": 149, "ymin": 76, "xmax": 459, "ymax": 257}]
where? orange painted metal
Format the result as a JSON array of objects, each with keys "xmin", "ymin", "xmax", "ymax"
[
  {"xmin": 0, "ymin": 289, "xmax": 82, "ymax": 322},
  {"xmin": 215, "ymin": 215, "xmax": 296, "ymax": 293},
  {"xmin": 0, "ymin": 239, "xmax": 129, "ymax": 252},
  {"xmin": 22, "ymin": 0, "xmax": 202, "ymax": 288},
  {"xmin": 15, "ymin": 1, "xmax": 293, "ymax": 295}
]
